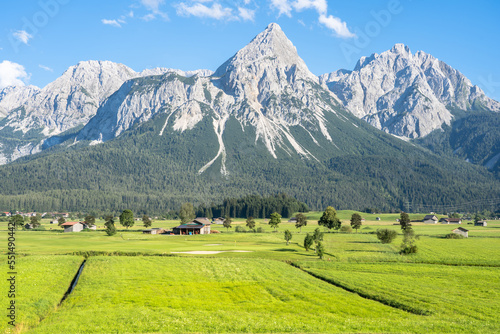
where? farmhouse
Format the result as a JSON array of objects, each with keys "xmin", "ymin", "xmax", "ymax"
[
  {"xmin": 441, "ymin": 218, "xmax": 462, "ymax": 224},
  {"xmin": 61, "ymin": 221, "xmax": 85, "ymax": 233},
  {"xmin": 475, "ymin": 220, "xmax": 488, "ymax": 227},
  {"xmin": 173, "ymin": 218, "xmax": 211, "ymax": 235},
  {"xmin": 423, "ymin": 215, "xmax": 438, "ymax": 224},
  {"xmin": 452, "ymin": 227, "xmax": 469, "ymax": 238}
]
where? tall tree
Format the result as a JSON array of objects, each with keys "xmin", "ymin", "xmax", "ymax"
[
  {"xmin": 104, "ymin": 215, "xmax": 117, "ymax": 236},
  {"xmin": 284, "ymin": 229, "xmax": 292, "ymax": 245},
  {"xmin": 9, "ymin": 214, "xmax": 24, "ymax": 230},
  {"xmin": 318, "ymin": 206, "xmax": 341, "ymax": 231},
  {"xmin": 295, "ymin": 213, "xmax": 307, "ymax": 233},
  {"xmin": 30, "ymin": 214, "xmax": 42, "ymax": 228},
  {"xmin": 57, "ymin": 216, "xmax": 66, "ymax": 227},
  {"xmin": 119, "ymin": 209, "xmax": 134, "ymax": 229},
  {"xmin": 350, "ymin": 213, "xmax": 362, "ymax": 233},
  {"xmin": 179, "ymin": 202, "xmax": 195, "ymax": 224},
  {"xmin": 316, "ymin": 241, "xmax": 325, "ymax": 259},
  {"xmin": 245, "ymin": 217, "xmax": 256, "ymax": 232},
  {"xmin": 84, "ymin": 214, "xmax": 96, "ymax": 227},
  {"xmin": 223, "ymin": 216, "xmax": 232, "ymax": 232},
  {"xmin": 304, "ymin": 233, "xmax": 314, "ymax": 251},
  {"xmin": 142, "ymin": 214, "xmax": 152, "ymax": 228},
  {"xmin": 399, "ymin": 212, "xmax": 411, "ymax": 231},
  {"xmin": 269, "ymin": 212, "xmax": 282, "ymax": 231},
  {"xmin": 312, "ymin": 227, "xmax": 324, "ymax": 254}
]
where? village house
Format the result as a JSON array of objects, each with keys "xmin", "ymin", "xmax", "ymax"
[
  {"xmin": 423, "ymin": 215, "xmax": 438, "ymax": 224},
  {"xmin": 475, "ymin": 220, "xmax": 488, "ymax": 227},
  {"xmin": 173, "ymin": 218, "xmax": 211, "ymax": 235},
  {"xmin": 61, "ymin": 221, "xmax": 85, "ymax": 233},
  {"xmin": 441, "ymin": 218, "xmax": 462, "ymax": 224},
  {"xmin": 2, "ymin": 212, "xmax": 11, "ymax": 217},
  {"xmin": 452, "ymin": 227, "xmax": 469, "ymax": 238}
]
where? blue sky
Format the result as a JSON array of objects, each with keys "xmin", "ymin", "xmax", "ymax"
[{"xmin": 1, "ymin": 0, "xmax": 499, "ymax": 100}]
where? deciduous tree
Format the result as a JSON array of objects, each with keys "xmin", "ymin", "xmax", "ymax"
[
  {"xmin": 223, "ymin": 217, "xmax": 232, "ymax": 232},
  {"xmin": 245, "ymin": 217, "xmax": 256, "ymax": 231},
  {"xmin": 142, "ymin": 214, "xmax": 152, "ymax": 228},
  {"xmin": 9, "ymin": 214, "xmax": 24, "ymax": 230},
  {"xmin": 269, "ymin": 212, "xmax": 281, "ymax": 231},
  {"xmin": 104, "ymin": 215, "xmax": 117, "ymax": 236},
  {"xmin": 84, "ymin": 214, "xmax": 96, "ymax": 227},
  {"xmin": 284, "ymin": 229, "xmax": 292, "ymax": 245},
  {"xmin": 399, "ymin": 212, "xmax": 411, "ymax": 231},
  {"xmin": 30, "ymin": 214, "xmax": 42, "ymax": 228},
  {"xmin": 350, "ymin": 213, "xmax": 362, "ymax": 233},
  {"xmin": 295, "ymin": 213, "xmax": 307, "ymax": 233},
  {"xmin": 304, "ymin": 233, "xmax": 314, "ymax": 251},
  {"xmin": 119, "ymin": 209, "xmax": 134, "ymax": 229},
  {"xmin": 318, "ymin": 206, "xmax": 341, "ymax": 231}
]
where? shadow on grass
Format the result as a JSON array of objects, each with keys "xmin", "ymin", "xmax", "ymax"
[
  {"xmin": 274, "ymin": 248, "xmax": 298, "ymax": 252},
  {"xmin": 348, "ymin": 241, "xmax": 380, "ymax": 244}
]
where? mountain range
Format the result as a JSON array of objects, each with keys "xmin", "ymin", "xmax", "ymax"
[{"xmin": 0, "ymin": 23, "xmax": 498, "ymax": 213}]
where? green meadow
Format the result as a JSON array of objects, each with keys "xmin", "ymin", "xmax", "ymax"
[{"xmin": 1, "ymin": 211, "xmax": 499, "ymax": 333}]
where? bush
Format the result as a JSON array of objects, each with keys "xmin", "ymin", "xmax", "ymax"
[
  {"xmin": 376, "ymin": 229, "xmax": 398, "ymax": 244},
  {"xmin": 445, "ymin": 233, "xmax": 464, "ymax": 239},
  {"xmin": 235, "ymin": 226, "xmax": 247, "ymax": 233},
  {"xmin": 340, "ymin": 225, "xmax": 352, "ymax": 233},
  {"xmin": 400, "ymin": 244, "xmax": 418, "ymax": 254},
  {"xmin": 256, "ymin": 227, "xmax": 265, "ymax": 233}
]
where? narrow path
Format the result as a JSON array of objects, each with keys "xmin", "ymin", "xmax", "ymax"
[{"xmin": 288, "ymin": 262, "xmax": 431, "ymax": 316}]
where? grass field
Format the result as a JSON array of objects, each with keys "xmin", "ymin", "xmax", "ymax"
[{"xmin": 1, "ymin": 211, "xmax": 499, "ymax": 333}]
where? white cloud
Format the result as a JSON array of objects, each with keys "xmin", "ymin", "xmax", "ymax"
[
  {"xmin": 141, "ymin": 0, "xmax": 165, "ymax": 12},
  {"xmin": 238, "ymin": 7, "xmax": 255, "ymax": 21},
  {"xmin": 269, "ymin": 0, "xmax": 355, "ymax": 39},
  {"xmin": 319, "ymin": 14, "xmax": 355, "ymax": 38},
  {"xmin": 270, "ymin": 0, "xmax": 292, "ymax": 17},
  {"xmin": 13, "ymin": 30, "xmax": 33, "ymax": 45},
  {"xmin": 140, "ymin": 0, "xmax": 168, "ymax": 20},
  {"xmin": 293, "ymin": 0, "xmax": 327, "ymax": 15},
  {"xmin": 101, "ymin": 19, "xmax": 122, "ymax": 27},
  {"xmin": 0, "ymin": 61, "xmax": 29, "ymax": 89},
  {"xmin": 177, "ymin": 2, "xmax": 233, "ymax": 20},
  {"xmin": 39, "ymin": 64, "xmax": 53, "ymax": 72}
]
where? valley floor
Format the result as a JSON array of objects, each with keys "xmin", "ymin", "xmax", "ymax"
[{"xmin": 1, "ymin": 214, "xmax": 499, "ymax": 333}]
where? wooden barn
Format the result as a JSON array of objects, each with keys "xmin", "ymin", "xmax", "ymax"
[
  {"xmin": 441, "ymin": 218, "xmax": 462, "ymax": 224},
  {"xmin": 142, "ymin": 228, "xmax": 168, "ymax": 235},
  {"xmin": 173, "ymin": 218, "xmax": 211, "ymax": 235},
  {"xmin": 61, "ymin": 221, "xmax": 85, "ymax": 233},
  {"xmin": 452, "ymin": 227, "xmax": 469, "ymax": 238},
  {"xmin": 474, "ymin": 221, "xmax": 487, "ymax": 226},
  {"xmin": 423, "ymin": 215, "xmax": 438, "ymax": 224}
]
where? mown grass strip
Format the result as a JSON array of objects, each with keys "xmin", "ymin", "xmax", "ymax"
[{"xmin": 289, "ymin": 262, "xmax": 433, "ymax": 316}]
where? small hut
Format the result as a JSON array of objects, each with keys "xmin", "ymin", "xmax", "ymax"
[{"xmin": 452, "ymin": 227, "xmax": 469, "ymax": 238}]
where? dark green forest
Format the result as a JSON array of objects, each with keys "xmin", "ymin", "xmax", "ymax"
[{"xmin": 0, "ymin": 109, "xmax": 498, "ymax": 215}]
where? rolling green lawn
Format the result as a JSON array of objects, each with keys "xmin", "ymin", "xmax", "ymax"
[
  {"xmin": 0, "ymin": 255, "xmax": 82, "ymax": 333},
  {"xmin": 1, "ymin": 212, "xmax": 499, "ymax": 333}
]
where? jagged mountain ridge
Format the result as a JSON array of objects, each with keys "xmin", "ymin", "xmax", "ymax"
[
  {"xmin": 0, "ymin": 61, "xmax": 213, "ymax": 164},
  {"xmin": 0, "ymin": 23, "xmax": 498, "ymax": 213},
  {"xmin": 320, "ymin": 44, "xmax": 500, "ymax": 138},
  {"xmin": 76, "ymin": 23, "xmax": 346, "ymax": 174}
]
